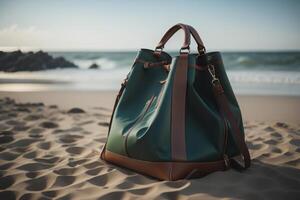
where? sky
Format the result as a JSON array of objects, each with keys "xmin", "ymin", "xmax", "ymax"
[{"xmin": 0, "ymin": 0, "xmax": 299, "ymax": 51}]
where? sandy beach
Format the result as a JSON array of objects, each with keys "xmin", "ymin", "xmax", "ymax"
[
  {"xmin": 0, "ymin": 92, "xmax": 299, "ymax": 200},
  {"xmin": 1, "ymin": 0, "xmax": 299, "ymax": 198}
]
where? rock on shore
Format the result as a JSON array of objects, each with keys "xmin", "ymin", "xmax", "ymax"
[{"xmin": 0, "ymin": 50, "xmax": 78, "ymax": 72}]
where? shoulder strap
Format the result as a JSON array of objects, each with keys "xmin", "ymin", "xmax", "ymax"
[
  {"xmin": 185, "ymin": 24, "xmax": 250, "ymax": 169},
  {"xmin": 211, "ymin": 74, "xmax": 251, "ymax": 169}
]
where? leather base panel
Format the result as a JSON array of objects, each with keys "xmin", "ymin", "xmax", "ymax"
[{"xmin": 101, "ymin": 150, "xmax": 227, "ymax": 181}]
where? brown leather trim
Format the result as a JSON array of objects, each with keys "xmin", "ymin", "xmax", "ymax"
[
  {"xmin": 187, "ymin": 25, "xmax": 206, "ymax": 53},
  {"xmin": 102, "ymin": 150, "xmax": 227, "ymax": 181},
  {"xmin": 171, "ymin": 54, "xmax": 188, "ymax": 161}
]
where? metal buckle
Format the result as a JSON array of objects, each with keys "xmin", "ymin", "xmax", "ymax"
[
  {"xmin": 163, "ymin": 64, "xmax": 170, "ymax": 72},
  {"xmin": 179, "ymin": 47, "xmax": 190, "ymax": 54},
  {"xmin": 160, "ymin": 80, "xmax": 167, "ymax": 84},
  {"xmin": 154, "ymin": 48, "xmax": 163, "ymax": 57},
  {"xmin": 208, "ymin": 64, "xmax": 220, "ymax": 85},
  {"xmin": 197, "ymin": 47, "xmax": 206, "ymax": 55},
  {"xmin": 144, "ymin": 62, "xmax": 150, "ymax": 69},
  {"xmin": 224, "ymin": 154, "xmax": 230, "ymax": 169},
  {"xmin": 121, "ymin": 78, "xmax": 128, "ymax": 87}
]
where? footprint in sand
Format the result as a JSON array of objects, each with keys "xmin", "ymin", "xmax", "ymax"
[
  {"xmin": 264, "ymin": 126, "xmax": 275, "ymax": 131},
  {"xmin": 86, "ymin": 167, "xmax": 103, "ymax": 176},
  {"xmin": 29, "ymin": 128, "xmax": 45, "ymax": 134},
  {"xmin": 0, "ymin": 131, "xmax": 14, "ymax": 135},
  {"xmin": 25, "ymin": 172, "xmax": 40, "ymax": 179},
  {"xmin": 7, "ymin": 138, "xmax": 39, "ymax": 148},
  {"xmin": 68, "ymin": 159, "xmax": 89, "ymax": 167},
  {"xmin": 37, "ymin": 141, "xmax": 52, "ymax": 150},
  {"xmin": 0, "ymin": 162, "xmax": 15, "ymax": 170},
  {"xmin": 0, "ymin": 135, "xmax": 14, "ymax": 144},
  {"xmin": 17, "ymin": 162, "xmax": 53, "ymax": 171},
  {"xmin": 77, "ymin": 120, "xmax": 95, "ymax": 126},
  {"xmin": 0, "ymin": 191, "xmax": 16, "ymax": 200},
  {"xmin": 25, "ymin": 176, "xmax": 49, "ymax": 191},
  {"xmin": 39, "ymin": 121, "xmax": 59, "ymax": 129},
  {"xmin": 0, "ymin": 175, "xmax": 15, "ymax": 190},
  {"xmin": 59, "ymin": 134, "xmax": 83, "ymax": 144},
  {"xmin": 35, "ymin": 156, "xmax": 60, "ymax": 164},
  {"xmin": 49, "ymin": 105, "xmax": 58, "ymax": 109},
  {"xmin": 290, "ymin": 139, "xmax": 300, "ymax": 147},
  {"xmin": 42, "ymin": 190, "xmax": 58, "ymax": 198},
  {"xmin": 54, "ymin": 168, "xmax": 77, "ymax": 176},
  {"xmin": 5, "ymin": 120, "xmax": 26, "ymax": 126},
  {"xmin": 116, "ymin": 181, "xmax": 135, "ymax": 189},
  {"xmin": 67, "ymin": 107, "xmax": 85, "ymax": 114},
  {"xmin": 271, "ymin": 132, "xmax": 283, "ymax": 138},
  {"xmin": 96, "ymin": 191, "xmax": 125, "ymax": 200},
  {"xmin": 53, "ymin": 176, "xmax": 76, "ymax": 187},
  {"xmin": 0, "ymin": 152, "xmax": 20, "ymax": 161},
  {"xmin": 84, "ymin": 161, "xmax": 103, "ymax": 169},
  {"xmin": 275, "ymin": 122, "xmax": 289, "ymax": 128},
  {"xmin": 246, "ymin": 142, "xmax": 262, "ymax": 150},
  {"xmin": 264, "ymin": 139, "xmax": 278, "ymax": 145},
  {"xmin": 12, "ymin": 125, "xmax": 30, "ymax": 132},
  {"xmin": 23, "ymin": 114, "xmax": 44, "ymax": 121},
  {"xmin": 23, "ymin": 151, "xmax": 38, "ymax": 159},
  {"xmin": 0, "ymin": 124, "xmax": 9, "ymax": 131},
  {"xmin": 98, "ymin": 122, "xmax": 110, "ymax": 127},
  {"xmin": 272, "ymin": 147, "xmax": 283, "ymax": 153},
  {"xmin": 16, "ymin": 107, "xmax": 31, "ymax": 112},
  {"xmin": 66, "ymin": 146, "xmax": 85, "ymax": 154}
]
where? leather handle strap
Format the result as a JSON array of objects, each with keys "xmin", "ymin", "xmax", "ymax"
[
  {"xmin": 155, "ymin": 23, "xmax": 191, "ymax": 52},
  {"xmin": 156, "ymin": 24, "xmax": 206, "ymax": 54}
]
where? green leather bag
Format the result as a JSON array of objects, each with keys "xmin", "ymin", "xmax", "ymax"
[{"xmin": 101, "ymin": 24, "xmax": 250, "ymax": 180}]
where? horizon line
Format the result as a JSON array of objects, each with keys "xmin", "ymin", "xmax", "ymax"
[{"xmin": 1, "ymin": 47, "xmax": 300, "ymax": 53}]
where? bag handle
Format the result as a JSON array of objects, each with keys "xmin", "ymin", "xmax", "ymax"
[
  {"xmin": 155, "ymin": 23, "xmax": 191, "ymax": 55},
  {"xmin": 155, "ymin": 24, "xmax": 206, "ymax": 55}
]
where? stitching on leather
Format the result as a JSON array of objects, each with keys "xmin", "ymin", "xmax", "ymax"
[{"xmin": 169, "ymin": 163, "xmax": 173, "ymax": 181}]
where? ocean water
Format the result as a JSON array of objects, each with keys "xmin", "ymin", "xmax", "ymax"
[{"xmin": 0, "ymin": 51, "xmax": 300, "ymax": 96}]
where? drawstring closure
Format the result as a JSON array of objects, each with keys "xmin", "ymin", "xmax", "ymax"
[{"xmin": 135, "ymin": 59, "xmax": 171, "ymax": 72}]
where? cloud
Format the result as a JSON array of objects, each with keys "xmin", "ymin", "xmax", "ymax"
[
  {"xmin": 0, "ymin": 24, "xmax": 157, "ymax": 51},
  {"xmin": 0, "ymin": 24, "xmax": 50, "ymax": 50},
  {"xmin": 0, "ymin": 24, "xmax": 110, "ymax": 51}
]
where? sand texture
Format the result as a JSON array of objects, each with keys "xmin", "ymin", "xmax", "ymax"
[{"xmin": 0, "ymin": 97, "xmax": 300, "ymax": 200}]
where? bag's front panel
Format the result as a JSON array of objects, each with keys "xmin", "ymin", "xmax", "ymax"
[
  {"xmin": 127, "ymin": 53, "xmax": 194, "ymax": 161},
  {"xmin": 185, "ymin": 55, "xmax": 225, "ymax": 162},
  {"xmin": 126, "ymin": 64, "xmax": 173, "ymax": 161},
  {"xmin": 106, "ymin": 49, "xmax": 171, "ymax": 159}
]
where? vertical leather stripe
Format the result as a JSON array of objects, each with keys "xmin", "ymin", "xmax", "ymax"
[{"xmin": 171, "ymin": 54, "xmax": 188, "ymax": 161}]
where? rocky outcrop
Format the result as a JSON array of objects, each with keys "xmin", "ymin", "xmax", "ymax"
[
  {"xmin": 89, "ymin": 63, "xmax": 100, "ymax": 69},
  {"xmin": 0, "ymin": 50, "xmax": 78, "ymax": 72}
]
